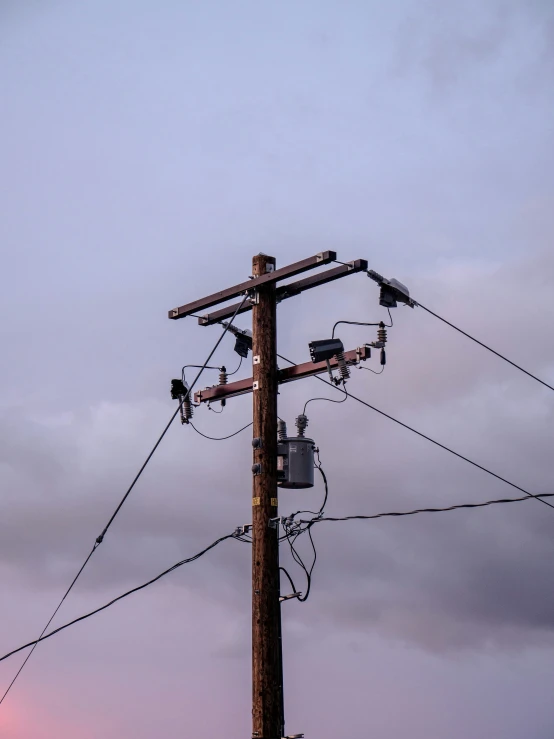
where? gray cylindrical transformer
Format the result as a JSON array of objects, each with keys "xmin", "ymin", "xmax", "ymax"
[{"xmin": 277, "ymin": 437, "xmax": 315, "ymax": 489}]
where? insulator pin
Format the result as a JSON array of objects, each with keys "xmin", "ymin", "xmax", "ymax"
[
  {"xmin": 335, "ymin": 351, "xmax": 351, "ymax": 383},
  {"xmin": 377, "ymin": 323, "xmax": 387, "ymax": 345},
  {"xmin": 181, "ymin": 395, "xmax": 193, "ymax": 424},
  {"xmin": 295, "ymin": 414, "xmax": 308, "ymax": 437},
  {"xmin": 278, "ymin": 419, "xmax": 288, "ymax": 441}
]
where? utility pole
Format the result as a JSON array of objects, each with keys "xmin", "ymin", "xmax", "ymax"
[
  {"xmin": 251, "ymin": 254, "xmax": 282, "ymax": 739},
  {"xmin": 169, "ymin": 251, "xmax": 375, "ymax": 738}
]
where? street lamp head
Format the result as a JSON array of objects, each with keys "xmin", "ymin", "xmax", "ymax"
[
  {"xmin": 367, "ymin": 270, "xmax": 414, "ymax": 308},
  {"xmin": 308, "ymin": 338, "xmax": 345, "ymax": 363}
]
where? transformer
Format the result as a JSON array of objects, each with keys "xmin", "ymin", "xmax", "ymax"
[{"xmin": 277, "ymin": 417, "xmax": 315, "ymax": 489}]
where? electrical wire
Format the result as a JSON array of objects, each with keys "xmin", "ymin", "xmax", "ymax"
[
  {"xmin": 358, "ymin": 364, "xmax": 384, "ymax": 375},
  {"xmin": 279, "ymin": 567, "xmax": 298, "ymax": 595},
  {"xmin": 182, "ymin": 364, "xmax": 220, "ymax": 385},
  {"xmin": 280, "ymin": 458, "xmax": 329, "ymax": 602},
  {"xmin": 417, "ymin": 302, "xmax": 554, "ymax": 394},
  {"xmin": 0, "ymin": 295, "xmax": 249, "ymax": 707},
  {"xmin": 190, "ymin": 421, "xmax": 253, "ymax": 441},
  {"xmin": 0, "ymin": 533, "xmax": 239, "ymax": 665},
  {"xmin": 5, "ymin": 483, "xmax": 552, "ymax": 665},
  {"xmin": 297, "ymin": 493, "xmax": 554, "ymax": 525},
  {"xmin": 303, "ymin": 387, "xmax": 348, "ymax": 415},
  {"xmin": 276, "ymin": 352, "xmax": 554, "ymax": 512},
  {"xmin": 331, "ymin": 320, "xmax": 380, "ymax": 339},
  {"xmin": 227, "ymin": 356, "xmax": 243, "ymax": 376}
]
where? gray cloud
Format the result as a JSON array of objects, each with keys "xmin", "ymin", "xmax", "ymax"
[{"xmin": 2, "ymin": 1, "xmax": 554, "ymax": 736}]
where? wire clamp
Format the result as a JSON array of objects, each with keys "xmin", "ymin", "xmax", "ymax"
[{"xmin": 233, "ymin": 524, "xmax": 252, "ymax": 537}]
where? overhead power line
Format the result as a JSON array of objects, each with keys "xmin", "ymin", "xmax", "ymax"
[
  {"xmin": 0, "ymin": 295, "xmax": 248, "ymax": 708},
  {"xmin": 297, "ymin": 493, "xmax": 554, "ymax": 526},
  {"xmin": 0, "ymin": 532, "xmax": 238, "ymax": 666},
  {"xmin": 190, "ymin": 421, "xmax": 253, "ymax": 441},
  {"xmin": 4, "ymin": 486, "xmax": 554, "ymax": 665},
  {"xmin": 417, "ymin": 302, "xmax": 554, "ymax": 393},
  {"xmin": 276, "ymin": 353, "xmax": 554, "ymax": 512}
]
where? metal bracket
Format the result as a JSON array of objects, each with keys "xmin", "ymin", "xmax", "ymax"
[
  {"xmin": 253, "ymin": 380, "xmax": 260, "ymax": 390},
  {"xmin": 253, "ymin": 355, "xmax": 261, "ymax": 365},
  {"xmin": 247, "ymin": 288, "xmax": 259, "ymax": 305},
  {"xmin": 280, "ymin": 592, "xmax": 302, "ymax": 603},
  {"xmin": 233, "ymin": 524, "xmax": 252, "ymax": 537}
]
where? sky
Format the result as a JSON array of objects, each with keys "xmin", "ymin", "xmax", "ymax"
[{"xmin": 1, "ymin": 1, "xmax": 554, "ymax": 737}]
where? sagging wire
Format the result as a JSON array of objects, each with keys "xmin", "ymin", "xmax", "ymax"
[
  {"xmin": 359, "ymin": 364, "xmax": 384, "ymax": 375},
  {"xmin": 279, "ymin": 453, "xmax": 329, "ymax": 603},
  {"xmin": 303, "ymin": 387, "xmax": 348, "ymax": 416},
  {"xmin": 331, "ymin": 319, "xmax": 380, "ymax": 340},
  {"xmin": 227, "ymin": 355, "xmax": 243, "ymax": 376},
  {"xmin": 0, "ymin": 531, "xmax": 242, "ymax": 665},
  {"xmin": 190, "ymin": 421, "xmax": 253, "ymax": 441}
]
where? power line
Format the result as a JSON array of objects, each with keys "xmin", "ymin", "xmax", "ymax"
[
  {"xmin": 417, "ymin": 302, "xmax": 554, "ymax": 393},
  {"xmin": 0, "ymin": 295, "xmax": 248, "ymax": 707},
  {"xmin": 0, "ymin": 533, "xmax": 238, "ymax": 666},
  {"xmin": 276, "ymin": 353, "xmax": 554, "ymax": 511},
  {"xmin": 190, "ymin": 421, "xmax": 253, "ymax": 441},
  {"xmin": 6, "ymin": 487, "xmax": 554, "ymax": 665},
  {"xmin": 298, "ymin": 492, "xmax": 554, "ymax": 525}
]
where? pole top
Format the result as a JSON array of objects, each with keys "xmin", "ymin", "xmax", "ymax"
[{"xmin": 252, "ymin": 253, "xmax": 276, "ymax": 276}]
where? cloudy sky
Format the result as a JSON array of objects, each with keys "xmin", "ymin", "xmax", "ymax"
[{"xmin": 1, "ymin": 1, "xmax": 554, "ymax": 737}]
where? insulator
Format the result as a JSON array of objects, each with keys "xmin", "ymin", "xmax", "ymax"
[
  {"xmin": 295, "ymin": 414, "xmax": 309, "ymax": 437},
  {"xmin": 335, "ymin": 351, "xmax": 351, "ymax": 383},
  {"xmin": 278, "ymin": 418, "xmax": 288, "ymax": 441},
  {"xmin": 219, "ymin": 366, "xmax": 228, "ymax": 385},
  {"xmin": 377, "ymin": 323, "xmax": 387, "ymax": 345},
  {"xmin": 182, "ymin": 395, "xmax": 193, "ymax": 423}
]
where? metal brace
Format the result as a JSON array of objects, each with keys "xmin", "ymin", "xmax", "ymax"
[
  {"xmin": 246, "ymin": 287, "xmax": 259, "ymax": 305},
  {"xmin": 279, "ymin": 592, "xmax": 302, "ymax": 603},
  {"xmin": 233, "ymin": 524, "xmax": 252, "ymax": 537}
]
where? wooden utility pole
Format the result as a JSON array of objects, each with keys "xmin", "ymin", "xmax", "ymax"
[
  {"xmin": 251, "ymin": 253, "xmax": 282, "ymax": 739},
  {"xmin": 169, "ymin": 251, "xmax": 372, "ymax": 739}
]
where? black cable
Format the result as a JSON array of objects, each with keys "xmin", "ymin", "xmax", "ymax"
[
  {"xmin": 279, "ymin": 567, "xmax": 298, "ymax": 595},
  {"xmin": 0, "ymin": 544, "xmax": 98, "ymax": 706},
  {"xmin": 358, "ymin": 364, "xmax": 384, "ymax": 375},
  {"xmin": 417, "ymin": 302, "xmax": 554, "ymax": 394},
  {"xmin": 298, "ymin": 493, "xmax": 554, "ymax": 525},
  {"xmin": 182, "ymin": 364, "xmax": 220, "ymax": 385},
  {"xmin": 0, "ymin": 296, "xmax": 249, "ymax": 707},
  {"xmin": 276, "ymin": 353, "xmax": 554, "ymax": 512},
  {"xmin": 280, "ymin": 459, "xmax": 329, "ymax": 600},
  {"xmin": 0, "ymin": 533, "xmax": 237, "ymax": 666},
  {"xmin": 332, "ymin": 320, "xmax": 380, "ymax": 339},
  {"xmin": 227, "ymin": 356, "xmax": 243, "ymax": 376},
  {"xmin": 189, "ymin": 421, "xmax": 253, "ymax": 441},
  {"xmin": 303, "ymin": 387, "xmax": 348, "ymax": 415}
]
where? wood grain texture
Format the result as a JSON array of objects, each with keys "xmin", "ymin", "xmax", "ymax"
[{"xmin": 251, "ymin": 253, "xmax": 283, "ymax": 739}]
